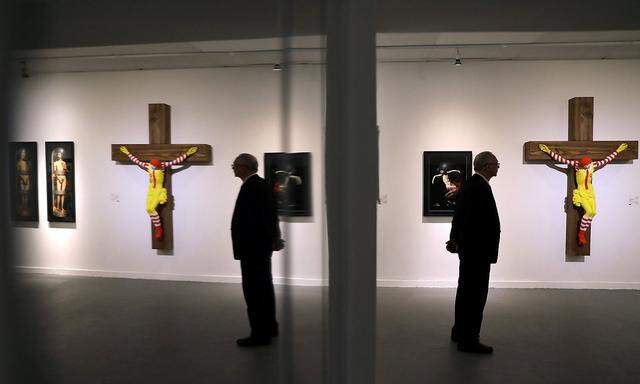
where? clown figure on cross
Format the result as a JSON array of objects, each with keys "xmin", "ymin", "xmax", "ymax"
[
  {"xmin": 539, "ymin": 142, "xmax": 628, "ymax": 246},
  {"xmin": 120, "ymin": 145, "xmax": 198, "ymax": 239}
]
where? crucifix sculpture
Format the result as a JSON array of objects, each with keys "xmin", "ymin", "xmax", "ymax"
[
  {"xmin": 524, "ymin": 97, "xmax": 638, "ymax": 257},
  {"xmin": 111, "ymin": 104, "xmax": 212, "ymax": 250}
]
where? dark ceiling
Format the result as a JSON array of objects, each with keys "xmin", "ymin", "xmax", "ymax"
[{"xmin": 12, "ymin": 0, "xmax": 640, "ymax": 49}]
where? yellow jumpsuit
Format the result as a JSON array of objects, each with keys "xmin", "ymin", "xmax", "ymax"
[
  {"xmin": 146, "ymin": 167, "xmax": 168, "ymax": 214},
  {"xmin": 541, "ymin": 143, "xmax": 626, "ymax": 246},
  {"xmin": 572, "ymin": 164, "xmax": 596, "ymax": 218},
  {"xmin": 120, "ymin": 146, "xmax": 196, "ymax": 240}
]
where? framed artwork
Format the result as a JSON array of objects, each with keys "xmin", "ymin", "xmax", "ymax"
[
  {"xmin": 423, "ymin": 151, "xmax": 472, "ymax": 216},
  {"xmin": 264, "ymin": 152, "xmax": 312, "ymax": 216},
  {"xmin": 9, "ymin": 142, "xmax": 39, "ymax": 222},
  {"xmin": 45, "ymin": 141, "xmax": 76, "ymax": 222}
]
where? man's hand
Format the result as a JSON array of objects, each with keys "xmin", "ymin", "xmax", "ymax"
[
  {"xmin": 616, "ymin": 143, "xmax": 628, "ymax": 153},
  {"xmin": 539, "ymin": 144, "xmax": 550, "ymax": 154},
  {"xmin": 273, "ymin": 238, "xmax": 285, "ymax": 251},
  {"xmin": 187, "ymin": 146, "xmax": 198, "ymax": 156},
  {"xmin": 445, "ymin": 240, "xmax": 458, "ymax": 254},
  {"xmin": 120, "ymin": 146, "xmax": 130, "ymax": 155}
]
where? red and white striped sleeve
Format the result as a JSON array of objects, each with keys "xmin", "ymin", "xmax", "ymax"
[
  {"xmin": 594, "ymin": 150, "xmax": 619, "ymax": 169},
  {"xmin": 549, "ymin": 149, "xmax": 578, "ymax": 167},
  {"xmin": 162, "ymin": 153, "xmax": 188, "ymax": 167},
  {"xmin": 127, "ymin": 153, "xmax": 149, "ymax": 168}
]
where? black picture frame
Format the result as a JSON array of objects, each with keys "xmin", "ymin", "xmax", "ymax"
[
  {"xmin": 9, "ymin": 142, "xmax": 39, "ymax": 222},
  {"xmin": 46, "ymin": 141, "xmax": 76, "ymax": 222},
  {"xmin": 423, "ymin": 151, "xmax": 472, "ymax": 216},
  {"xmin": 264, "ymin": 152, "xmax": 312, "ymax": 217}
]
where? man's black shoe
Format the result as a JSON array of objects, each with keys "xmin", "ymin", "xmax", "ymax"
[
  {"xmin": 450, "ymin": 332, "xmax": 459, "ymax": 343},
  {"xmin": 236, "ymin": 336, "xmax": 272, "ymax": 347},
  {"xmin": 271, "ymin": 326, "xmax": 279, "ymax": 337},
  {"xmin": 457, "ymin": 341, "xmax": 493, "ymax": 354}
]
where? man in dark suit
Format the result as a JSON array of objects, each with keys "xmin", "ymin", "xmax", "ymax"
[
  {"xmin": 447, "ymin": 151, "xmax": 500, "ymax": 354},
  {"xmin": 231, "ymin": 153, "xmax": 284, "ymax": 347}
]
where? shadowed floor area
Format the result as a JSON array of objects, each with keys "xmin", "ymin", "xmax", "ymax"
[
  {"xmin": 377, "ymin": 287, "xmax": 640, "ymax": 384},
  {"xmin": 12, "ymin": 274, "xmax": 640, "ymax": 383}
]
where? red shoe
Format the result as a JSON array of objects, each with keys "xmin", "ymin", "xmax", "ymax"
[
  {"xmin": 578, "ymin": 231, "xmax": 587, "ymax": 245},
  {"xmin": 154, "ymin": 226, "xmax": 163, "ymax": 240}
]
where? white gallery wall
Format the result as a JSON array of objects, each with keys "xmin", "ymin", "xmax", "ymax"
[
  {"xmin": 10, "ymin": 58, "xmax": 640, "ymax": 288},
  {"xmin": 377, "ymin": 59, "xmax": 640, "ymax": 288},
  {"xmin": 11, "ymin": 65, "xmax": 327, "ymax": 285}
]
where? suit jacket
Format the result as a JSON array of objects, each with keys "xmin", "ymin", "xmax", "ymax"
[
  {"xmin": 450, "ymin": 173, "xmax": 501, "ymax": 264},
  {"xmin": 231, "ymin": 174, "xmax": 281, "ymax": 260}
]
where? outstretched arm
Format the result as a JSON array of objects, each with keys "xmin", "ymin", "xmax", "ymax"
[
  {"xmin": 161, "ymin": 146, "xmax": 198, "ymax": 167},
  {"xmin": 594, "ymin": 143, "xmax": 627, "ymax": 170},
  {"xmin": 539, "ymin": 144, "xmax": 578, "ymax": 167},
  {"xmin": 120, "ymin": 146, "xmax": 148, "ymax": 170}
]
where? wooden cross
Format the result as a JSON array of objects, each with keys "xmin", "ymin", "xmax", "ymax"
[
  {"xmin": 524, "ymin": 97, "xmax": 638, "ymax": 257},
  {"xmin": 111, "ymin": 104, "xmax": 212, "ymax": 250}
]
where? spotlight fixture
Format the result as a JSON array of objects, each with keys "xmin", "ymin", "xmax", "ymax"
[
  {"xmin": 272, "ymin": 63, "xmax": 282, "ymax": 71},
  {"xmin": 20, "ymin": 60, "xmax": 29, "ymax": 78},
  {"xmin": 454, "ymin": 49, "xmax": 462, "ymax": 66}
]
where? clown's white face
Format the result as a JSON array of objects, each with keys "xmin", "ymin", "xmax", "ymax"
[
  {"xmin": 580, "ymin": 158, "xmax": 593, "ymax": 169},
  {"xmin": 148, "ymin": 160, "xmax": 162, "ymax": 170}
]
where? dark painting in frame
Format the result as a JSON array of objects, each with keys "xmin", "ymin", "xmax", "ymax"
[
  {"xmin": 45, "ymin": 141, "xmax": 76, "ymax": 222},
  {"xmin": 423, "ymin": 151, "xmax": 472, "ymax": 216},
  {"xmin": 9, "ymin": 141, "xmax": 39, "ymax": 222},
  {"xmin": 264, "ymin": 152, "xmax": 312, "ymax": 217}
]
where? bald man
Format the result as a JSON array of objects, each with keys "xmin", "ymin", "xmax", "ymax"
[
  {"xmin": 231, "ymin": 153, "xmax": 284, "ymax": 347},
  {"xmin": 447, "ymin": 151, "xmax": 501, "ymax": 354}
]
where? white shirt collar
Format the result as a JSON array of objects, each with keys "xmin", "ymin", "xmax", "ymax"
[{"xmin": 242, "ymin": 172, "xmax": 258, "ymax": 184}]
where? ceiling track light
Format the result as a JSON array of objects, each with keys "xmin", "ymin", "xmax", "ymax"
[
  {"xmin": 272, "ymin": 63, "xmax": 282, "ymax": 71},
  {"xmin": 454, "ymin": 49, "xmax": 462, "ymax": 66}
]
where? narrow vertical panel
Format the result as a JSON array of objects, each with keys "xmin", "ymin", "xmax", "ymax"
[
  {"xmin": 9, "ymin": 142, "xmax": 39, "ymax": 223},
  {"xmin": 566, "ymin": 97, "xmax": 594, "ymax": 257},
  {"xmin": 149, "ymin": 104, "xmax": 171, "ymax": 145},
  {"xmin": 568, "ymin": 97, "xmax": 593, "ymax": 141},
  {"xmin": 327, "ymin": 0, "xmax": 377, "ymax": 382},
  {"xmin": 148, "ymin": 103, "xmax": 173, "ymax": 250},
  {"xmin": 45, "ymin": 141, "xmax": 76, "ymax": 223}
]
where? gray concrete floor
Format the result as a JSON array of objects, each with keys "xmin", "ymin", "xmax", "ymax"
[
  {"xmin": 12, "ymin": 275, "xmax": 640, "ymax": 383},
  {"xmin": 377, "ymin": 288, "xmax": 640, "ymax": 384}
]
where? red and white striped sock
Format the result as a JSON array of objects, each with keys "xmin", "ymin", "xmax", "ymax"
[
  {"xmin": 579, "ymin": 216, "xmax": 592, "ymax": 232},
  {"xmin": 150, "ymin": 213, "xmax": 162, "ymax": 228}
]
